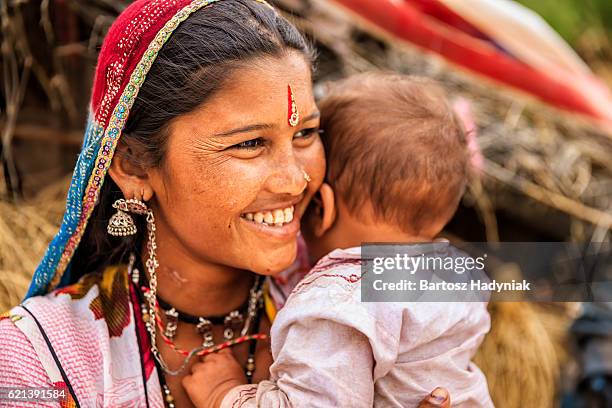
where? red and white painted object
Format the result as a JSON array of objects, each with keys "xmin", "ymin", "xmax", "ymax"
[{"xmin": 330, "ymin": 0, "xmax": 612, "ymax": 132}]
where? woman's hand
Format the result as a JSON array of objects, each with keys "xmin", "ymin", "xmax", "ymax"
[
  {"xmin": 183, "ymin": 348, "xmax": 247, "ymax": 408},
  {"xmin": 418, "ymin": 387, "xmax": 451, "ymax": 408}
]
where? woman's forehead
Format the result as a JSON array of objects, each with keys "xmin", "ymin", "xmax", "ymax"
[{"xmin": 173, "ymin": 53, "xmax": 315, "ymax": 136}]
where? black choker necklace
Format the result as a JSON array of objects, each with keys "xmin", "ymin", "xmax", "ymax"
[
  {"xmin": 155, "ymin": 294, "xmax": 250, "ymax": 326},
  {"xmin": 131, "ymin": 262, "xmax": 264, "ymax": 346},
  {"xmin": 154, "ymin": 280, "xmax": 259, "ymax": 343}
]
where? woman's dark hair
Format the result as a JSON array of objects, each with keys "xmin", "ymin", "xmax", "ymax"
[{"xmin": 69, "ymin": 0, "xmax": 314, "ymax": 280}]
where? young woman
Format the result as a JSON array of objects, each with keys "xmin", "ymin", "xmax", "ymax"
[{"xmin": 0, "ymin": 1, "xmax": 450, "ymax": 406}]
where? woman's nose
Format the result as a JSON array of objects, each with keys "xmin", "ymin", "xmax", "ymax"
[{"xmin": 264, "ymin": 147, "xmax": 307, "ymax": 196}]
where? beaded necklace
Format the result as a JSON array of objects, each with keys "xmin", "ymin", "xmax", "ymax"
[{"xmin": 130, "ymin": 260, "xmax": 267, "ymax": 407}]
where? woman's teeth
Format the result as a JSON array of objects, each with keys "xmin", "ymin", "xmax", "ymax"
[{"xmin": 242, "ymin": 206, "xmax": 294, "ymax": 226}]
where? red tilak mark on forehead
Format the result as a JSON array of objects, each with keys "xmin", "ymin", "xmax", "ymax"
[{"xmin": 288, "ymin": 85, "xmax": 299, "ymax": 127}]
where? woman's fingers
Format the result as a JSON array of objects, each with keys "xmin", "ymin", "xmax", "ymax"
[{"xmin": 417, "ymin": 387, "xmax": 451, "ymax": 408}]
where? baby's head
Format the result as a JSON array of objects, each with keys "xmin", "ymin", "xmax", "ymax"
[{"xmin": 303, "ymin": 72, "xmax": 468, "ymax": 260}]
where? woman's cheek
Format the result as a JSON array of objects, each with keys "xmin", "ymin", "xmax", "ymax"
[
  {"xmin": 189, "ymin": 179, "xmax": 250, "ymax": 224},
  {"xmin": 305, "ymin": 138, "xmax": 326, "ymax": 190},
  {"xmin": 159, "ymin": 165, "xmax": 236, "ymax": 239}
]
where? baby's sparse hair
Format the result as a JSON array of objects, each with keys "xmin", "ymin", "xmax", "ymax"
[{"xmin": 319, "ymin": 72, "xmax": 468, "ymax": 236}]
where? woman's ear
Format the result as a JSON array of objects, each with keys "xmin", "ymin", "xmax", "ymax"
[
  {"xmin": 313, "ymin": 182, "xmax": 336, "ymax": 237},
  {"xmin": 108, "ymin": 141, "xmax": 154, "ymax": 201}
]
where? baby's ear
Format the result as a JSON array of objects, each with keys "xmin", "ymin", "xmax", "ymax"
[{"xmin": 315, "ymin": 183, "xmax": 336, "ymax": 237}]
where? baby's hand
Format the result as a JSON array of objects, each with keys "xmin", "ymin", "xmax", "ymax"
[{"xmin": 183, "ymin": 348, "xmax": 247, "ymax": 408}]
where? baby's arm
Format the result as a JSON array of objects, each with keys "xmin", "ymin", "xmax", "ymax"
[
  {"xmin": 186, "ymin": 316, "xmax": 376, "ymax": 408},
  {"xmin": 241, "ymin": 316, "xmax": 375, "ymax": 407}
]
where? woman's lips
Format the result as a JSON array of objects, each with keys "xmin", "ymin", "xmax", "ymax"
[
  {"xmin": 240, "ymin": 194, "xmax": 304, "ymax": 219},
  {"xmin": 239, "ymin": 194, "xmax": 308, "ymax": 240},
  {"xmin": 239, "ymin": 209, "xmax": 300, "ymax": 240},
  {"xmin": 241, "ymin": 205, "xmax": 294, "ymax": 226}
]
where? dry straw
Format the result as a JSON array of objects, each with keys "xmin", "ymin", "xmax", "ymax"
[
  {"xmin": 0, "ymin": 175, "xmax": 68, "ymax": 311},
  {"xmin": 474, "ymin": 302, "xmax": 577, "ymax": 408}
]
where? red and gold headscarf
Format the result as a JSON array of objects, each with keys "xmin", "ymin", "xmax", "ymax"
[{"xmin": 27, "ymin": 0, "xmax": 269, "ymax": 298}]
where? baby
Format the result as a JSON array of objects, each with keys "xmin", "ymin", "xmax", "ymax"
[{"xmin": 184, "ymin": 73, "xmax": 494, "ymax": 407}]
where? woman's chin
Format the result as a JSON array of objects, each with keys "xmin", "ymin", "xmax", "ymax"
[{"xmin": 248, "ymin": 244, "xmax": 298, "ymax": 276}]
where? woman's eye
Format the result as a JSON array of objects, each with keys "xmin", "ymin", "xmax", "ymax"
[
  {"xmin": 232, "ymin": 138, "xmax": 264, "ymax": 149},
  {"xmin": 294, "ymin": 128, "xmax": 322, "ymax": 140}
]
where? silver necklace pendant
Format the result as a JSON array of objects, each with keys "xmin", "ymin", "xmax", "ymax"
[
  {"xmin": 164, "ymin": 308, "xmax": 179, "ymax": 340},
  {"xmin": 223, "ymin": 327, "xmax": 233, "ymax": 341},
  {"xmin": 196, "ymin": 318, "xmax": 214, "ymax": 348},
  {"xmin": 241, "ymin": 280, "xmax": 264, "ymax": 336},
  {"xmin": 224, "ymin": 310, "xmax": 244, "ymax": 340}
]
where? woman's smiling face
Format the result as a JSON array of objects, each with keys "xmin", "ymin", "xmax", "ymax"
[{"xmin": 147, "ymin": 52, "xmax": 325, "ymax": 275}]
